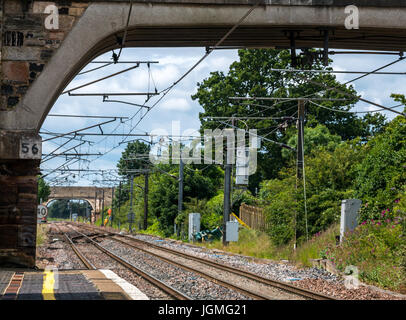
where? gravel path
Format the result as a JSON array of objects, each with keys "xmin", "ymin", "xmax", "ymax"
[
  {"xmin": 36, "ymin": 223, "xmax": 85, "ymax": 270},
  {"xmin": 294, "ymin": 279, "xmax": 406, "ymax": 300}
]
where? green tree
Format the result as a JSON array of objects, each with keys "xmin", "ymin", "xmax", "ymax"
[
  {"xmin": 48, "ymin": 199, "xmax": 69, "ymax": 219},
  {"xmin": 260, "ymin": 134, "xmax": 363, "ymax": 244},
  {"xmin": 149, "ymin": 164, "xmax": 222, "ymax": 236},
  {"xmin": 355, "ymin": 114, "xmax": 406, "ymax": 219},
  {"xmin": 117, "ymin": 140, "xmax": 151, "ymax": 178},
  {"xmin": 192, "ymin": 49, "xmax": 386, "ymax": 192},
  {"xmin": 282, "ymin": 124, "xmax": 342, "ymax": 160},
  {"xmin": 37, "ymin": 177, "xmax": 50, "ymax": 204},
  {"xmin": 115, "ymin": 141, "xmax": 151, "ymax": 208}
]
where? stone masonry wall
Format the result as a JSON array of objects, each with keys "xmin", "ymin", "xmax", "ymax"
[{"xmin": 0, "ymin": 1, "xmax": 88, "ymax": 111}]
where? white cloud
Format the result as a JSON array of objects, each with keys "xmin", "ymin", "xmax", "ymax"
[{"xmin": 160, "ymin": 97, "xmax": 191, "ymax": 111}]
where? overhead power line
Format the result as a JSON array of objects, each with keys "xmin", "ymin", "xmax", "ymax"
[{"xmin": 270, "ymin": 68, "xmax": 406, "ymax": 76}]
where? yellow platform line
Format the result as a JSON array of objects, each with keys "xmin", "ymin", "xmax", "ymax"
[{"xmin": 42, "ymin": 270, "xmax": 56, "ymax": 300}]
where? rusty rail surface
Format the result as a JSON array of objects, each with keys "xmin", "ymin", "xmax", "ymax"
[{"xmin": 62, "ymin": 224, "xmax": 192, "ymax": 300}]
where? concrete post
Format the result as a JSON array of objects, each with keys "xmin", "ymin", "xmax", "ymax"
[
  {"xmin": 340, "ymin": 199, "xmax": 362, "ymax": 242},
  {"xmin": 188, "ymin": 213, "xmax": 200, "ymax": 242}
]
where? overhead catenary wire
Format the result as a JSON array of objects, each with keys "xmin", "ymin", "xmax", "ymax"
[
  {"xmin": 309, "ymin": 100, "xmax": 405, "ymax": 114},
  {"xmin": 300, "ymin": 74, "xmax": 406, "ymax": 117},
  {"xmin": 268, "ymin": 56, "xmax": 406, "ymax": 115},
  {"xmin": 62, "ymin": 64, "xmax": 141, "ymax": 95},
  {"xmin": 78, "ymin": 2, "xmax": 262, "ymax": 168}
]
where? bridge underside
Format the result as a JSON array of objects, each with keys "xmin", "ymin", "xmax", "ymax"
[{"xmin": 97, "ymin": 26, "xmax": 406, "ymax": 52}]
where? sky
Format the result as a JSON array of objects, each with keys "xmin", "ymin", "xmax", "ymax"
[{"xmin": 40, "ymin": 47, "xmax": 405, "ymax": 187}]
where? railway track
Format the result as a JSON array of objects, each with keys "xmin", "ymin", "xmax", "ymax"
[
  {"xmin": 55, "ymin": 223, "xmax": 192, "ymax": 300},
  {"xmin": 67, "ymin": 222, "xmax": 335, "ymax": 300}
]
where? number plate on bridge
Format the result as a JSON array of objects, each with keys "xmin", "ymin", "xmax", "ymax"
[{"xmin": 19, "ymin": 136, "xmax": 42, "ymax": 159}]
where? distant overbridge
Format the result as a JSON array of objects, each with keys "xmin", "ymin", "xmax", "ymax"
[{"xmin": 44, "ymin": 186, "xmax": 114, "ymax": 214}]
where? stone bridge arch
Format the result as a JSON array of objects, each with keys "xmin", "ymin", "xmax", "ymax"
[
  {"xmin": 45, "ymin": 198, "xmax": 95, "ymax": 212},
  {"xmin": 44, "ymin": 187, "xmax": 113, "ymax": 215}
]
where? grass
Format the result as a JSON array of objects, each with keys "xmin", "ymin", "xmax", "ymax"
[
  {"xmin": 36, "ymin": 224, "xmax": 48, "ymax": 246},
  {"xmin": 324, "ymin": 219, "xmax": 406, "ymax": 292},
  {"xmin": 195, "ymin": 224, "xmax": 339, "ymax": 267},
  {"xmin": 195, "ymin": 228, "xmax": 290, "ymax": 260},
  {"xmin": 292, "ymin": 224, "xmax": 339, "ymax": 267}
]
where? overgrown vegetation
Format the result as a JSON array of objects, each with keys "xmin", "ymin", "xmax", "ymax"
[
  {"xmin": 324, "ymin": 212, "xmax": 406, "ymax": 291},
  {"xmin": 36, "ymin": 224, "xmax": 48, "ymax": 246}
]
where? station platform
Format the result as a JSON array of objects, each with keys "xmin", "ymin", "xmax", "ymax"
[{"xmin": 0, "ymin": 269, "xmax": 149, "ymax": 300}]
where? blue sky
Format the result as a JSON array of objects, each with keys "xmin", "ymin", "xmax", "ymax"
[{"xmin": 40, "ymin": 48, "xmax": 405, "ymax": 186}]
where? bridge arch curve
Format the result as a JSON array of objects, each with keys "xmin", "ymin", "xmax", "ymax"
[
  {"xmin": 45, "ymin": 198, "xmax": 96, "ymax": 212},
  {"xmin": 3, "ymin": 1, "xmax": 406, "ymax": 132},
  {"xmin": 44, "ymin": 187, "xmax": 113, "ymax": 215}
]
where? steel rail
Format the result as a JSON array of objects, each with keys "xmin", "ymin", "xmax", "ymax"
[
  {"xmin": 113, "ymin": 235, "xmax": 332, "ymax": 301},
  {"xmin": 65, "ymin": 224, "xmax": 192, "ymax": 300},
  {"xmin": 110, "ymin": 235, "xmax": 270, "ymax": 300},
  {"xmin": 54, "ymin": 223, "xmax": 97, "ymax": 269},
  {"xmin": 73, "ymin": 223, "xmax": 334, "ymax": 300}
]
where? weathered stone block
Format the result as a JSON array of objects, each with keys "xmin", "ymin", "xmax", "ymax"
[
  {"xmin": 59, "ymin": 15, "xmax": 75, "ymax": 29},
  {"xmin": 4, "ymin": 0, "xmax": 23, "ymax": 14},
  {"xmin": 32, "ymin": 1, "xmax": 56, "ymax": 14},
  {"xmin": 7, "ymin": 96, "xmax": 19, "ymax": 107},
  {"xmin": 3, "ymin": 61, "xmax": 29, "ymax": 82},
  {"xmin": 48, "ymin": 31, "xmax": 65, "ymax": 40},
  {"xmin": 3, "ymin": 47, "xmax": 41, "ymax": 60},
  {"xmin": 0, "ymin": 225, "xmax": 18, "ymax": 249},
  {"xmin": 72, "ymin": 2, "xmax": 89, "ymax": 8},
  {"xmin": 5, "ymin": 15, "xmax": 43, "ymax": 30},
  {"xmin": 29, "ymin": 62, "xmax": 44, "ymax": 72},
  {"xmin": 59, "ymin": 7, "xmax": 69, "ymax": 15},
  {"xmin": 69, "ymin": 7, "xmax": 85, "ymax": 16},
  {"xmin": 25, "ymin": 38, "xmax": 46, "ymax": 46},
  {"xmin": 18, "ymin": 224, "xmax": 37, "ymax": 247},
  {"xmin": 1, "ymin": 84, "xmax": 14, "ymax": 95},
  {"xmin": 17, "ymin": 85, "xmax": 29, "ymax": 94},
  {"xmin": 40, "ymin": 48, "xmax": 54, "ymax": 60}
]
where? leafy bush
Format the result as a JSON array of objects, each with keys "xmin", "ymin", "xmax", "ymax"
[
  {"xmin": 324, "ymin": 217, "xmax": 406, "ymax": 291},
  {"xmin": 261, "ymin": 177, "xmax": 296, "ymax": 245},
  {"xmin": 355, "ymin": 115, "xmax": 406, "ymax": 219}
]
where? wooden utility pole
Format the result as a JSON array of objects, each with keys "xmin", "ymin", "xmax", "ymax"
[{"xmin": 294, "ymin": 100, "xmax": 305, "ymax": 250}]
